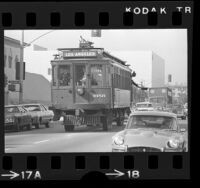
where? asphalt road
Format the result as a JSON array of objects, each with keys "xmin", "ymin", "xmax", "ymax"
[{"xmin": 5, "ymin": 119, "xmax": 187, "ymax": 153}]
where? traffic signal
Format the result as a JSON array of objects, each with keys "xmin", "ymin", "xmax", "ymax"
[{"xmin": 16, "ymin": 62, "xmax": 26, "ymax": 80}]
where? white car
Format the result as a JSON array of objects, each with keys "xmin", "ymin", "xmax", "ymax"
[
  {"xmin": 22, "ymin": 104, "xmax": 54, "ymax": 128},
  {"xmin": 135, "ymin": 102, "xmax": 154, "ymax": 111}
]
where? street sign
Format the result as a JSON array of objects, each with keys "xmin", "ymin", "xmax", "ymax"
[{"xmin": 91, "ymin": 30, "xmax": 101, "ymax": 37}]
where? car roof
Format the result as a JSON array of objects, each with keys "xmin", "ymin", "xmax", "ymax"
[
  {"xmin": 130, "ymin": 111, "xmax": 177, "ymax": 118},
  {"xmin": 5, "ymin": 105, "xmax": 20, "ymax": 108},
  {"xmin": 136, "ymin": 102, "xmax": 152, "ymax": 104},
  {"xmin": 21, "ymin": 103, "xmax": 41, "ymax": 106}
]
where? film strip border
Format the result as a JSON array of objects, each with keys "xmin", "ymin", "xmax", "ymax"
[
  {"xmin": 0, "ymin": 2, "xmax": 193, "ymax": 28},
  {"xmin": 0, "ymin": 1, "xmax": 193, "ymax": 180},
  {"xmin": 0, "ymin": 153, "xmax": 189, "ymax": 180}
]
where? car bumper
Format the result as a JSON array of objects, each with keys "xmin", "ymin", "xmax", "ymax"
[
  {"xmin": 4, "ymin": 123, "xmax": 16, "ymax": 130},
  {"xmin": 112, "ymin": 145, "xmax": 128, "ymax": 152}
]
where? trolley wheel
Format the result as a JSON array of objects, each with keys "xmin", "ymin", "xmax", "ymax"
[
  {"xmin": 35, "ymin": 121, "xmax": 40, "ymax": 129},
  {"xmin": 102, "ymin": 117, "xmax": 108, "ymax": 131},
  {"xmin": 26, "ymin": 123, "xmax": 32, "ymax": 130},
  {"xmin": 15, "ymin": 124, "xmax": 20, "ymax": 132},
  {"xmin": 64, "ymin": 124, "xmax": 74, "ymax": 132}
]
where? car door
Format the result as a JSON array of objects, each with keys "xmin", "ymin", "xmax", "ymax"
[
  {"xmin": 42, "ymin": 105, "xmax": 52, "ymax": 121},
  {"xmin": 39, "ymin": 104, "xmax": 48, "ymax": 123},
  {"xmin": 18, "ymin": 106, "xmax": 28, "ymax": 125}
]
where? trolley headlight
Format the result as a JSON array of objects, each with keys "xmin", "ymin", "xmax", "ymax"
[
  {"xmin": 5, "ymin": 117, "xmax": 14, "ymax": 123},
  {"xmin": 114, "ymin": 136, "xmax": 124, "ymax": 145},
  {"xmin": 77, "ymin": 87, "xmax": 85, "ymax": 95},
  {"xmin": 167, "ymin": 139, "xmax": 180, "ymax": 149}
]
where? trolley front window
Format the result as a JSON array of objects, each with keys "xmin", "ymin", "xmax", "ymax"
[
  {"xmin": 58, "ymin": 65, "xmax": 71, "ymax": 86},
  {"xmin": 90, "ymin": 64, "xmax": 103, "ymax": 87},
  {"xmin": 75, "ymin": 64, "xmax": 86, "ymax": 86}
]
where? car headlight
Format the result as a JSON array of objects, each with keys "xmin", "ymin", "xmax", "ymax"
[
  {"xmin": 5, "ymin": 117, "xmax": 14, "ymax": 123},
  {"xmin": 114, "ymin": 136, "xmax": 124, "ymax": 145},
  {"xmin": 77, "ymin": 87, "xmax": 85, "ymax": 95},
  {"xmin": 167, "ymin": 139, "xmax": 180, "ymax": 149}
]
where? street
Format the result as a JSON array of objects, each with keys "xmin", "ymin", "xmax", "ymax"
[{"xmin": 5, "ymin": 119, "xmax": 187, "ymax": 153}]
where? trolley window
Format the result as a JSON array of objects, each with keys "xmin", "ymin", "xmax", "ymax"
[
  {"xmin": 58, "ymin": 65, "xmax": 71, "ymax": 86},
  {"xmin": 90, "ymin": 64, "xmax": 103, "ymax": 87},
  {"xmin": 52, "ymin": 65, "xmax": 56, "ymax": 86},
  {"xmin": 75, "ymin": 64, "xmax": 86, "ymax": 86}
]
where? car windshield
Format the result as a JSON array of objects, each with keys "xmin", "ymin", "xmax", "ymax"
[
  {"xmin": 136, "ymin": 104, "xmax": 152, "ymax": 108},
  {"xmin": 126, "ymin": 115, "xmax": 177, "ymax": 130},
  {"xmin": 5, "ymin": 107, "xmax": 20, "ymax": 113},
  {"xmin": 23, "ymin": 105, "xmax": 40, "ymax": 111}
]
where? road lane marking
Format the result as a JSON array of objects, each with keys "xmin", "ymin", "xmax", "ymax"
[{"xmin": 34, "ymin": 140, "xmax": 49, "ymax": 144}]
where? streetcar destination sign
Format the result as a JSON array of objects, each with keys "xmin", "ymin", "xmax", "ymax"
[{"xmin": 63, "ymin": 51, "xmax": 97, "ymax": 58}]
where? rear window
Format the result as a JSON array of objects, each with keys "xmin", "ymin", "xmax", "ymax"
[
  {"xmin": 136, "ymin": 103, "xmax": 152, "ymax": 108},
  {"xmin": 23, "ymin": 105, "xmax": 41, "ymax": 112},
  {"xmin": 5, "ymin": 107, "xmax": 20, "ymax": 113}
]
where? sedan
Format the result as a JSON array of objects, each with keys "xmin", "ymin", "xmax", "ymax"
[
  {"xmin": 5, "ymin": 105, "xmax": 32, "ymax": 131},
  {"xmin": 112, "ymin": 111, "xmax": 187, "ymax": 152},
  {"xmin": 22, "ymin": 103, "xmax": 54, "ymax": 128}
]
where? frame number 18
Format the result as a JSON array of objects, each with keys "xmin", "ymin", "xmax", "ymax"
[{"xmin": 127, "ymin": 170, "xmax": 140, "ymax": 179}]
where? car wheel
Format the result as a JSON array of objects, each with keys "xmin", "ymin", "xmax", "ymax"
[
  {"xmin": 45, "ymin": 122, "xmax": 50, "ymax": 128},
  {"xmin": 26, "ymin": 123, "xmax": 32, "ymax": 130}
]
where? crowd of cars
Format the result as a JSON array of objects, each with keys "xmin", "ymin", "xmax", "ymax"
[
  {"xmin": 4, "ymin": 103, "xmax": 54, "ymax": 132},
  {"xmin": 131, "ymin": 102, "xmax": 188, "ymax": 120}
]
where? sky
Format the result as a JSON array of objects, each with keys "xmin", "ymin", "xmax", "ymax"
[{"xmin": 4, "ymin": 29, "xmax": 187, "ymax": 86}]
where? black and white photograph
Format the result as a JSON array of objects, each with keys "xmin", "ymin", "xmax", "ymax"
[{"xmin": 4, "ymin": 29, "xmax": 188, "ymax": 153}]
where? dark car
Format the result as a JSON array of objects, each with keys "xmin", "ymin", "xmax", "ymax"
[
  {"xmin": 112, "ymin": 111, "xmax": 187, "ymax": 152},
  {"xmin": 5, "ymin": 105, "xmax": 32, "ymax": 131}
]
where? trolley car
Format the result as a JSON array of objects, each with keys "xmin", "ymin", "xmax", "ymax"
[{"xmin": 50, "ymin": 39, "xmax": 132, "ymax": 131}]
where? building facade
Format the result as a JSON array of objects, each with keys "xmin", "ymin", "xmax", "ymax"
[
  {"xmin": 4, "ymin": 36, "xmax": 21, "ymax": 105},
  {"xmin": 4, "ymin": 36, "xmax": 51, "ymax": 106},
  {"xmin": 127, "ymin": 51, "xmax": 165, "ymax": 88}
]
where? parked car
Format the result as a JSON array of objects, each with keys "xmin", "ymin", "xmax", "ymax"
[
  {"xmin": 5, "ymin": 105, "xmax": 32, "ymax": 131},
  {"xmin": 135, "ymin": 102, "xmax": 154, "ymax": 111},
  {"xmin": 112, "ymin": 111, "xmax": 187, "ymax": 152},
  {"xmin": 22, "ymin": 103, "xmax": 54, "ymax": 128}
]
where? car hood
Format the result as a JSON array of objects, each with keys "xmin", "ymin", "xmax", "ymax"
[
  {"xmin": 5, "ymin": 113, "xmax": 21, "ymax": 118},
  {"xmin": 136, "ymin": 108, "xmax": 154, "ymax": 111},
  {"xmin": 114, "ymin": 129, "xmax": 182, "ymax": 149}
]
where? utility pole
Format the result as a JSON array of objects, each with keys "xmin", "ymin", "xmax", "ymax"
[{"xmin": 19, "ymin": 30, "xmax": 24, "ymax": 104}]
